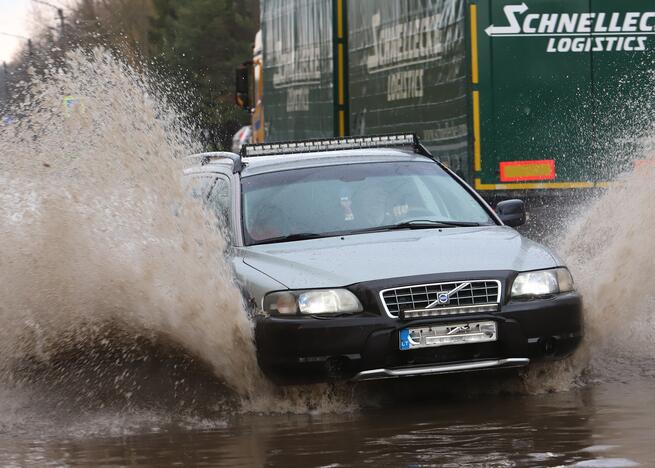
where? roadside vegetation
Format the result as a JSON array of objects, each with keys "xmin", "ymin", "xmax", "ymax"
[{"xmin": 2, "ymin": 0, "xmax": 259, "ymax": 150}]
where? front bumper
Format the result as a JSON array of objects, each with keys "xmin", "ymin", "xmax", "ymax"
[{"xmin": 254, "ymin": 292, "xmax": 583, "ymax": 384}]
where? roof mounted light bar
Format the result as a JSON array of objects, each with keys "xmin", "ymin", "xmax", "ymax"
[{"xmin": 240, "ymin": 133, "xmax": 434, "ymax": 159}]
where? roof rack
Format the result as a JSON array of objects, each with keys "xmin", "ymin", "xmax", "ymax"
[
  {"xmin": 186, "ymin": 151, "xmax": 244, "ymax": 173},
  {"xmin": 240, "ymin": 133, "xmax": 434, "ymax": 159}
]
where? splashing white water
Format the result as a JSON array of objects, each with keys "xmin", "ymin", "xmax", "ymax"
[
  {"xmin": 560, "ymin": 160, "xmax": 655, "ymax": 379},
  {"xmin": 515, "ymin": 156, "xmax": 655, "ymax": 391},
  {"xmin": 0, "ymin": 48, "xmax": 262, "ymax": 400}
]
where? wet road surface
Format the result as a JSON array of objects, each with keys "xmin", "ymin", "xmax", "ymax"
[{"xmin": 1, "ymin": 377, "xmax": 653, "ymax": 467}]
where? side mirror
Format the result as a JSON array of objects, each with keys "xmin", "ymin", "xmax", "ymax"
[
  {"xmin": 235, "ymin": 63, "xmax": 251, "ymax": 110},
  {"xmin": 496, "ymin": 199, "xmax": 526, "ymax": 227}
]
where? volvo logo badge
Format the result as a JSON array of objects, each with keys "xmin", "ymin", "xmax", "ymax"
[{"xmin": 426, "ymin": 282, "xmax": 471, "ymax": 309}]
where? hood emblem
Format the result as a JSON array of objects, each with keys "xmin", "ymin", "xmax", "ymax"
[{"xmin": 426, "ymin": 282, "xmax": 470, "ymax": 308}]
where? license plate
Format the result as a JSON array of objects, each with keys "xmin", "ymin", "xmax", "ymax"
[{"xmin": 399, "ymin": 321, "xmax": 497, "ymax": 351}]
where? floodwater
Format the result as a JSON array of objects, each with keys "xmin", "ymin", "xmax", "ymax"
[
  {"xmin": 1, "ymin": 49, "xmax": 654, "ymax": 467},
  {"xmin": 1, "ymin": 377, "xmax": 654, "ymax": 467}
]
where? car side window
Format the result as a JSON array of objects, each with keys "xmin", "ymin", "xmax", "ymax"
[
  {"xmin": 186, "ymin": 175, "xmax": 215, "ymax": 200},
  {"xmin": 207, "ymin": 175, "xmax": 231, "ymax": 227}
]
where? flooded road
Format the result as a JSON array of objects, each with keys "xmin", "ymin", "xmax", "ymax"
[{"xmin": 0, "ymin": 378, "xmax": 653, "ymax": 467}]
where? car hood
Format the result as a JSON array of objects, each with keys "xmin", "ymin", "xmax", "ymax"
[{"xmin": 240, "ymin": 226, "xmax": 561, "ymax": 289}]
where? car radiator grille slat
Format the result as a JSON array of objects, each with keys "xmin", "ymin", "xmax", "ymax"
[{"xmin": 380, "ymin": 280, "xmax": 502, "ymax": 318}]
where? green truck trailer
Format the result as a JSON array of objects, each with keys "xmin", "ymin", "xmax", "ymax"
[{"xmin": 237, "ymin": 0, "xmax": 655, "ymax": 194}]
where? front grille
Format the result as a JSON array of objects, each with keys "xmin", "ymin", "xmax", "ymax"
[{"xmin": 380, "ymin": 280, "xmax": 501, "ymax": 318}]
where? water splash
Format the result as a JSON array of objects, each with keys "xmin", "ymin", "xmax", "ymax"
[
  {"xmin": 560, "ymin": 159, "xmax": 655, "ymax": 380},
  {"xmin": 0, "ymin": 48, "xmax": 262, "ymax": 406}
]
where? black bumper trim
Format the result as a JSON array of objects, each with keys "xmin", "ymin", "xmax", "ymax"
[{"xmin": 255, "ymin": 291, "xmax": 583, "ymax": 384}]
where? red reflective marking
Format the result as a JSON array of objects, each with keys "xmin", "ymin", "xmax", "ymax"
[{"xmin": 499, "ymin": 159, "xmax": 556, "ymax": 182}]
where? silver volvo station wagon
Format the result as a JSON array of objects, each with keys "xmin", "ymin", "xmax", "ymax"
[{"xmin": 185, "ymin": 134, "xmax": 583, "ymax": 384}]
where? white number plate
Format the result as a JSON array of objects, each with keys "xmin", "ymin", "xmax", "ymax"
[{"xmin": 399, "ymin": 321, "xmax": 497, "ymax": 351}]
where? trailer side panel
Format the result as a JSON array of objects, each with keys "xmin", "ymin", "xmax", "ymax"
[
  {"xmin": 348, "ymin": 0, "xmax": 470, "ymax": 178},
  {"xmin": 475, "ymin": 0, "xmax": 655, "ymax": 191},
  {"xmin": 261, "ymin": 0, "xmax": 334, "ymax": 141}
]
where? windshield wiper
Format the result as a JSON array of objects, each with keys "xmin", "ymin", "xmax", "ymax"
[
  {"xmin": 252, "ymin": 232, "xmax": 325, "ymax": 245},
  {"xmin": 251, "ymin": 221, "xmax": 482, "ymax": 244},
  {"xmin": 349, "ymin": 219, "xmax": 481, "ymax": 234},
  {"xmin": 405, "ymin": 219, "xmax": 481, "ymax": 227}
]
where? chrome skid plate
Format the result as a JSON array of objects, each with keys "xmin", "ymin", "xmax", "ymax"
[{"xmin": 352, "ymin": 358, "xmax": 530, "ymax": 382}]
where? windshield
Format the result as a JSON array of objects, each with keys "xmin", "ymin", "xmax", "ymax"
[{"xmin": 241, "ymin": 161, "xmax": 495, "ymax": 245}]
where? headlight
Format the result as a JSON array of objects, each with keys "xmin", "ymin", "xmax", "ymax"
[
  {"xmin": 511, "ymin": 268, "xmax": 574, "ymax": 299},
  {"xmin": 263, "ymin": 289, "xmax": 363, "ymax": 315}
]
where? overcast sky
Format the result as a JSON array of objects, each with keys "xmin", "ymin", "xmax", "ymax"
[
  {"xmin": 0, "ymin": 0, "xmax": 74, "ymax": 63},
  {"xmin": 0, "ymin": 0, "xmax": 30, "ymax": 63}
]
